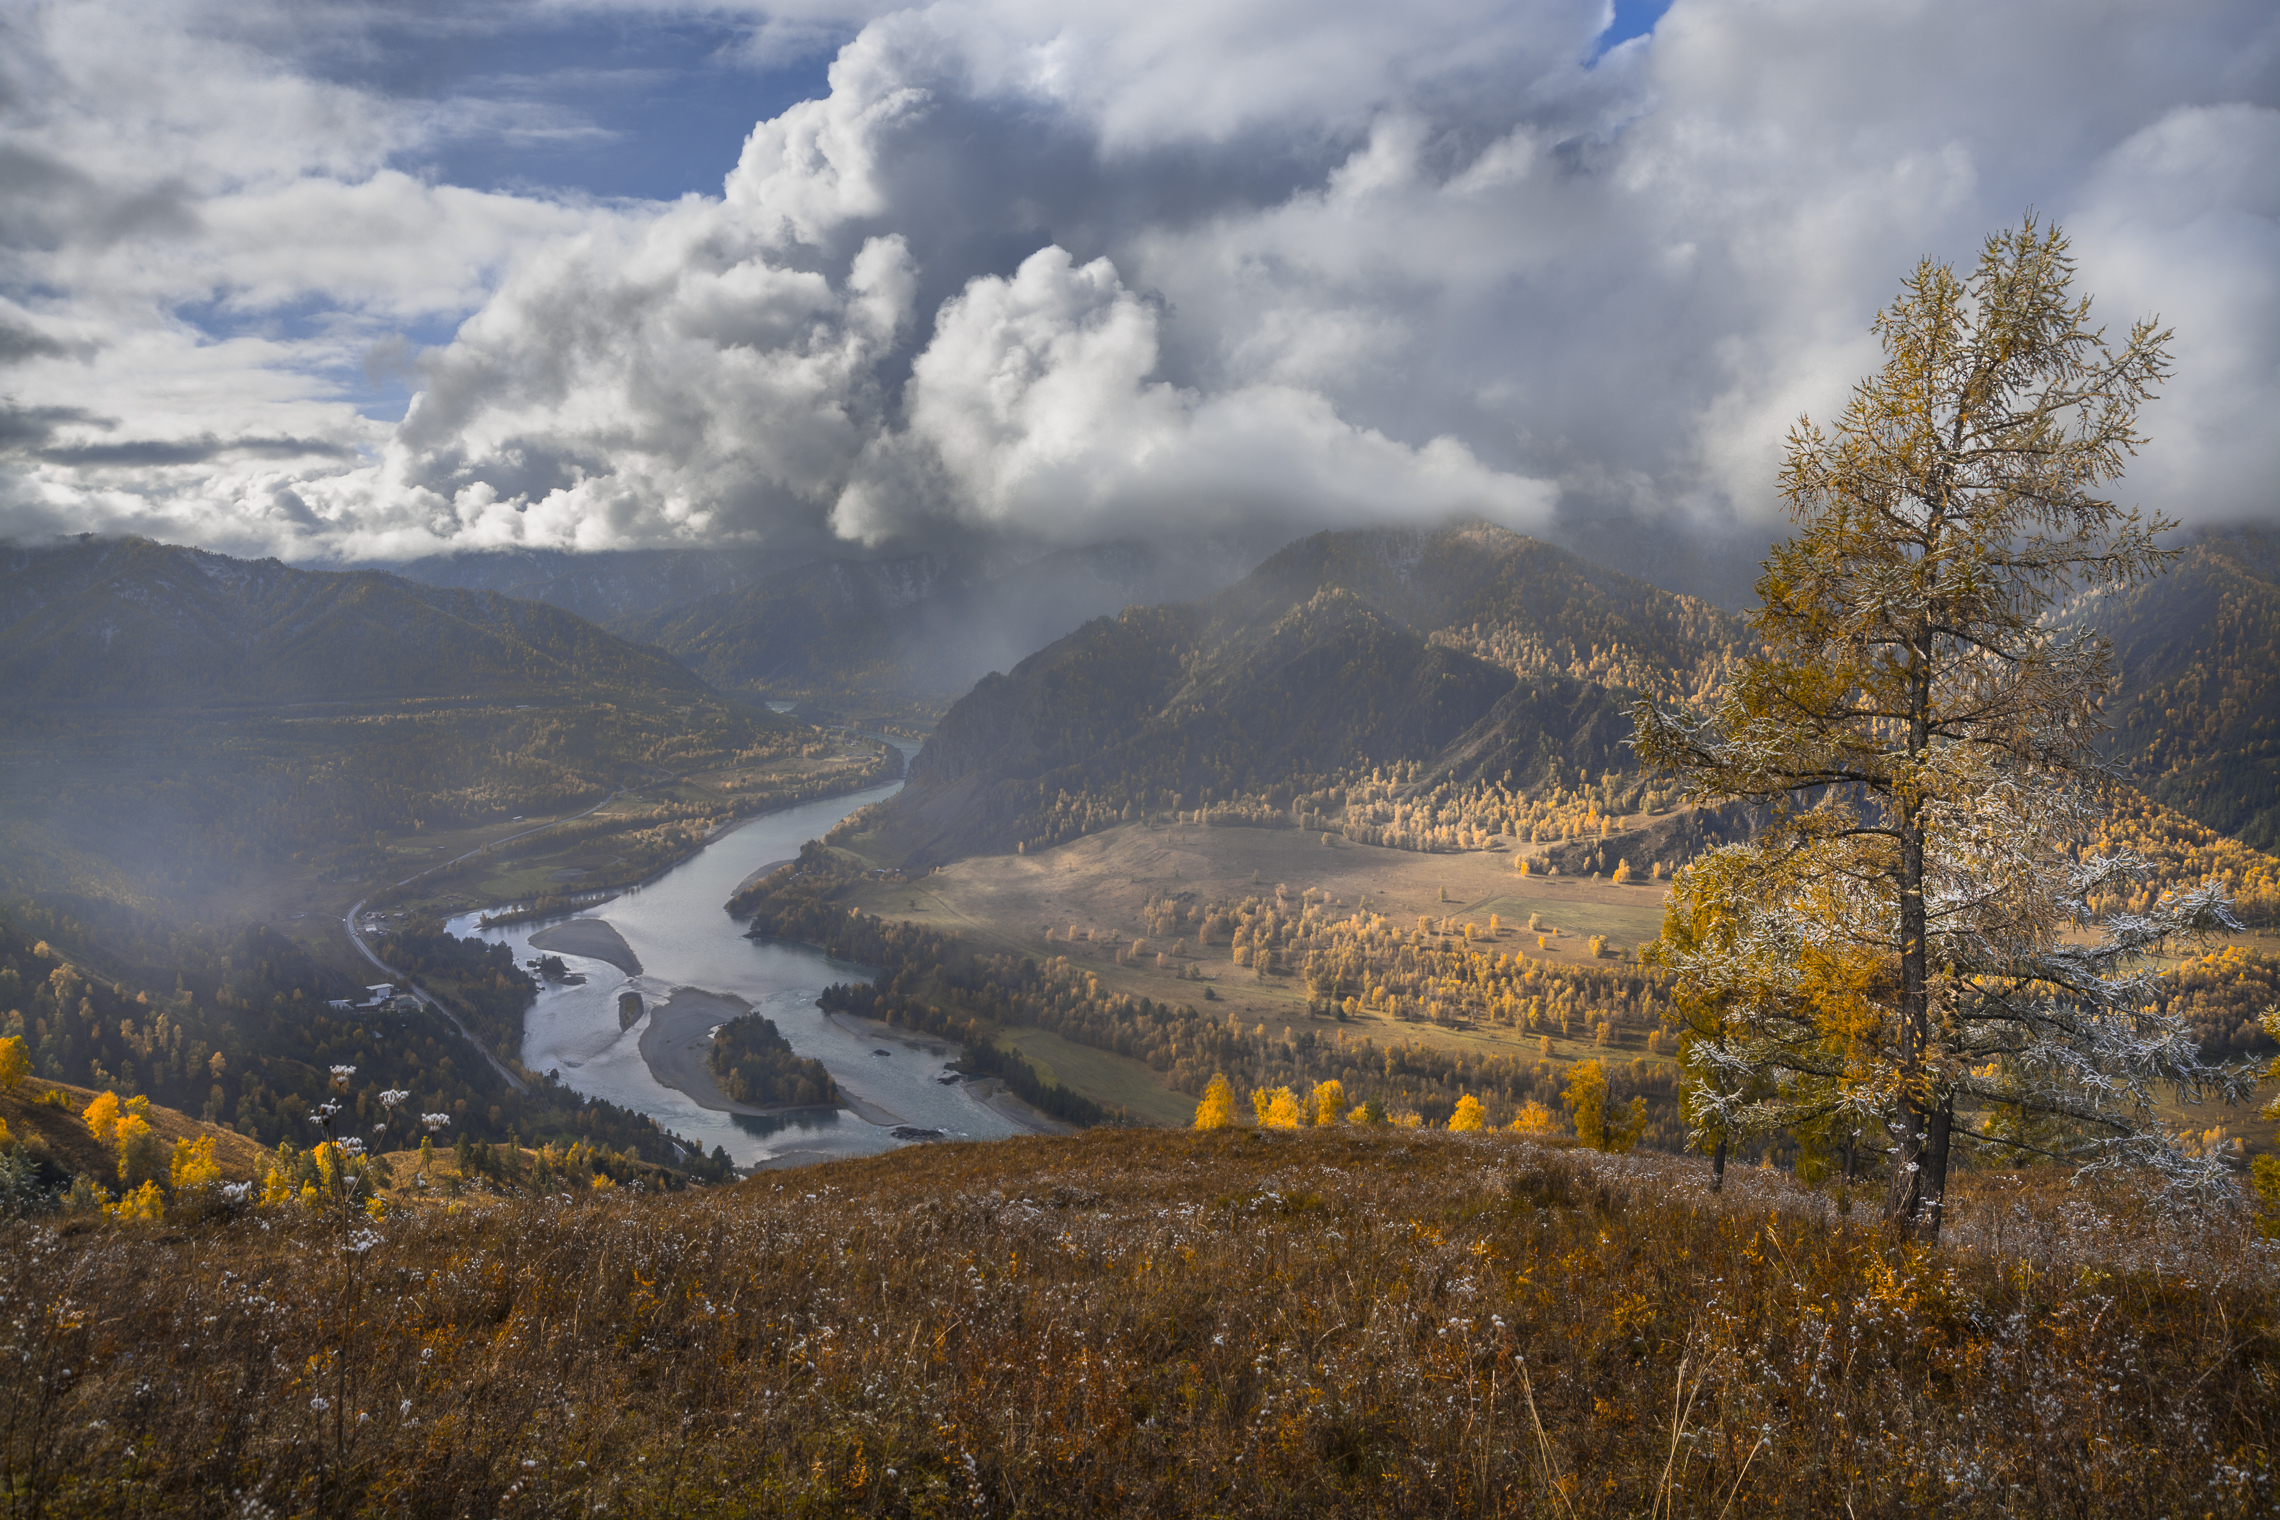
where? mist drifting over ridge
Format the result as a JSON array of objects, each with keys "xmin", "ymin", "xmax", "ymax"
[{"xmin": 0, "ymin": 0, "xmax": 2274, "ymax": 574}]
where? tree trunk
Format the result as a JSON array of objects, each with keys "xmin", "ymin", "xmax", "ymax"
[
  {"xmin": 1920, "ymin": 1093, "xmax": 1954, "ymax": 1242},
  {"xmin": 1711, "ymin": 1133, "xmax": 1727, "ymax": 1193},
  {"xmin": 1885, "ymin": 640, "xmax": 1936, "ymax": 1240}
]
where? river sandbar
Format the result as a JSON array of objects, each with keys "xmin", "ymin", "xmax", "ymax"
[
  {"xmin": 639, "ymin": 985, "xmax": 904, "ymax": 1126},
  {"xmin": 529, "ymin": 918, "xmax": 643, "ymax": 976}
]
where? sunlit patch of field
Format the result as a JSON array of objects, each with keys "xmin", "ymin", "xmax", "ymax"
[
  {"xmin": 683, "ymin": 738, "xmax": 882, "ymax": 796},
  {"xmin": 993, "ymin": 1026, "xmax": 1201, "ymax": 1127}
]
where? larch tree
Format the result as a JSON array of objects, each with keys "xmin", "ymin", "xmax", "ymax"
[{"xmin": 1634, "ymin": 215, "xmax": 2252, "ymax": 1241}]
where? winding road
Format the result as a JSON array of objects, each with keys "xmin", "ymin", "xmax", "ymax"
[{"xmin": 342, "ymin": 794, "xmax": 625, "ymax": 1095}]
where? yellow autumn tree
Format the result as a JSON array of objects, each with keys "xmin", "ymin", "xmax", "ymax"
[
  {"xmin": 1564, "ymin": 1060, "xmax": 1647, "ymax": 1153},
  {"xmin": 1448, "ymin": 1094, "xmax": 1485, "ymax": 1131},
  {"xmin": 110, "ymin": 1180, "xmax": 165, "ymax": 1222},
  {"xmin": 1193, "ymin": 1074, "xmax": 1236, "ymax": 1129},
  {"xmin": 1508, "ymin": 1099, "xmax": 1559, "ymax": 1137},
  {"xmin": 1259, "ymin": 1087, "xmax": 1305, "ymax": 1129},
  {"xmin": 108, "ymin": 1097, "xmax": 161, "ymax": 1186},
  {"xmin": 1312, "ymin": 1079, "xmax": 1347, "ymax": 1126},
  {"xmin": 0, "ymin": 1034, "xmax": 30, "ymax": 1089},
  {"xmin": 83, "ymin": 1090, "xmax": 122, "ymax": 1145},
  {"xmin": 171, "ymin": 1135, "xmax": 221, "ymax": 1193}
]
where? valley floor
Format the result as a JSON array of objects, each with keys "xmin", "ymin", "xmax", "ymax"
[{"xmin": 838, "ymin": 816, "xmax": 1680, "ymax": 1098}]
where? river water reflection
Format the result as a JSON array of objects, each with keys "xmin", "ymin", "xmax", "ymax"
[{"xmin": 447, "ymin": 765, "xmax": 1026, "ymax": 1168}]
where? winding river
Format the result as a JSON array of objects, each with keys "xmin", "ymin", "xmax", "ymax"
[{"xmin": 446, "ymin": 753, "xmax": 1027, "ymax": 1168}]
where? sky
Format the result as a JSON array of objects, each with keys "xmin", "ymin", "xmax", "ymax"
[{"xmin": 1, "ymin": 0, "xmax": 2274, "ymax": 567}]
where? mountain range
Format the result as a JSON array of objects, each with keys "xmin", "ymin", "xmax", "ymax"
[
  {"xmin": 615, "ymin": 539, "xmax": 1264, "ymax": 720},
  {"xmin": 0, "ymin": 537, "xmax": 711, "ymax": 708},
  {"xmin": 3, "ymin": 520, "xmax": 2270, "ymax": 910}
]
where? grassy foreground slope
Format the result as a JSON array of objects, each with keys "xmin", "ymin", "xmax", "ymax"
[{"xmin": 10, "ymin": 1128, "xmax": 2272, "ymax": 1516}]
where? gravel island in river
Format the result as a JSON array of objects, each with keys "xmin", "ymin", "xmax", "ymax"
[
  {"xmin": 639, "ymin": 985, "xmax": 904, "ymax": 1127},
  {"xmin": 527, "ymin": 918, "xmax": 642, "ymax": 976}
]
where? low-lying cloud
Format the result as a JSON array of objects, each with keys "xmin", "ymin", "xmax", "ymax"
[{"xmin": 1, "ymin": 0, "xmax": 2274, "ymax": 566}]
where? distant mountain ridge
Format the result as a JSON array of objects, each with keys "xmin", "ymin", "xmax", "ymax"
[{"xmin": 0, "ymin": 537, "xmax": 711, "ymax": 707}]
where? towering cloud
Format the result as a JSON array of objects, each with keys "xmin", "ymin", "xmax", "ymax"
[{"xmin": 2, "ymin": 0, "xmax": 2274, "ymax": 562}]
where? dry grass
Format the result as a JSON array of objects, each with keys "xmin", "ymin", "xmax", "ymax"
[{"xmin": 5, "ymin": 1130, "xmax": 2275, "ymax": 1517}]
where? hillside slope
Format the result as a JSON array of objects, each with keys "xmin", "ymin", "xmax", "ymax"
[
  {"xmin": 14, "ymin": 1128, "xmax": 2269, "ymax": 1516},
  {"xmin": 2079, "ymin": 526, "xmax": 2280, "ymax": 851},
  {"xmin": 0, "ymin": 537, "xmax": 712, "ymax": 708},
  {"xmin": 874, "ymin": 524, "xmax": 1739, "ymax": 867},
  {"xmin": 0, "ymin": 539, "xmax": 806, "ymax": 928},
  {"xmin": 3, "ymin": 1079, "xmax": 269, "ymax": 1189}
]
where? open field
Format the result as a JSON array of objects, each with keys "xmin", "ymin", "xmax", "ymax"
[
  {"xmin": 12, "ymin": 1127, "xmax": 2273, "ymax": 1516},
  {"xmin": 994, "ymin": 1025, "xmax": 1201, "ymax": 1126},
  {"xmin": 843, "ymin": 819, "xmax": 1669, "ymax": 995},
  {"xmin": 824, "ymin": 816, "xmax": 2280, "ymax": 1140},
  {"xmin": 835, "ymin": 818, "xmax": 1678, "ymax": 1101}
]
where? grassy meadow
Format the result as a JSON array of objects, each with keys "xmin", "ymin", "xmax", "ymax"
[
  {"xmin": 8, "ymin": 1126, "xmax": 2273, "ymax": 1516},
  {"xmin": 832, "ymin": 816, "xmax": 1690, "ymax": 1120}
]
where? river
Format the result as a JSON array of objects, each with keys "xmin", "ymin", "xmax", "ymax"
[{"xmin": 446, "ymin": 758, "xmax": 1028, "ymax": 1168}]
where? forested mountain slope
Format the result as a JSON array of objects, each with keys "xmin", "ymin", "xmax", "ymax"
[
  {"xmin": 873, "ymin": 524, "xmax": 1737, "ymax": 868},
  {"xmin": 0, "ymin": 538, "xmax": 810, "ymax": 929},
  {"xmin": 0, "ymin": 537, "xmax": 711, "ymax": 707},
  {"xmin": 2076, "ymin": 526, "xmax": 2280, "ymax": 851}
]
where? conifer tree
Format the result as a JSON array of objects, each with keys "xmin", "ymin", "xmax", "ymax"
[{"xmin": 1635, "ymin": 215, "xmax": 2250, "ymax": 1240}]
